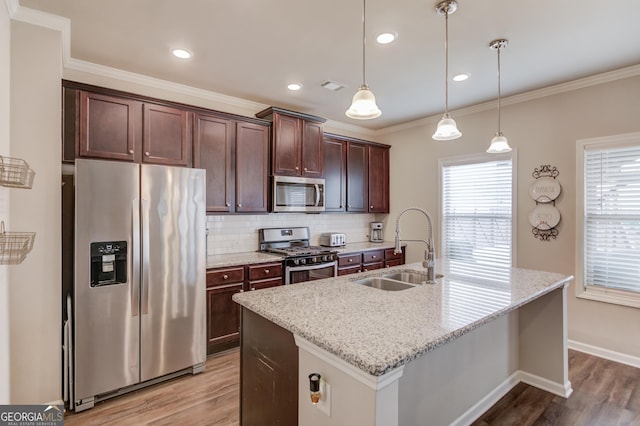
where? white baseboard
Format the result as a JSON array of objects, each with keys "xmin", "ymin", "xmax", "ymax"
[
  {"xmin": 450, "ymin": 373, "xmax": 520, "ymax": 426},
  {"xmin": 569, "ymin": 340, "xmax": 640, "ymax": 368},
  {"xmin": 451, "ymin": 370, "xmax": 572, "ymax": 426}
]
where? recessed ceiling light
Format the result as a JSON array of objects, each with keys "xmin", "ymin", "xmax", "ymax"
[
  {"xmin": 287, "ymin": 83, "xmax": 302, "ymax": 91},
  {"xmin": 172, "ymin": 49, "xmax": 192, "ymax": 59},
  {"xmin": 453, "ymin": 73, "xmax": 469, "ymax": 82},
  {"xmin": 376, "ymin": 32, "xmax": 397, "ymax": 44}
]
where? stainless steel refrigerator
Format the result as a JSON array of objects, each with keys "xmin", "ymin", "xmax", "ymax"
[{"xmin": 66, "ymin": 159, "xmax": 206, "ymax": 411}]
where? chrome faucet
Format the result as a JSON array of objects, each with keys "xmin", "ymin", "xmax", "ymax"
[{"xmin": 394, "ymin": 207, "xmax": 436, "ymax": 283}]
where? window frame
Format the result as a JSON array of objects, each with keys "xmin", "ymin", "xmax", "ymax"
[
  {"xmin": 438, "ymin": 150, "xmax": 518, "ymax": 270},
  {"xmin": 576, "ymin": 131, "xmax": 640, "ymax": 309}
]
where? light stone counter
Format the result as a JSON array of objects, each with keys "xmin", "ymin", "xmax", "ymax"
[{"xmin": 233, "ymin": 259, "xmax": 573, "ymax": 376}]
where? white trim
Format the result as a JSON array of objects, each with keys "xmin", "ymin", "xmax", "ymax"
[
  {"xmin": 575, "ymin": 131, "xmax": 640, "ymax": 309},
  {"xmin": 569, "ymin": 339, "xmax": 640, "ymax": 369},
  {"xmin": 451, "ymin": 370, "xmax": 571, "ymax": 426},
  {"xmin": 517, "ymin": 371, "xmax": 573, "ymax": 398},
  {"xmin": 44, "ymin": 399, "xmax": 64, "ymax": 406},
  {"xmin": 294, "ymin": 335, "xmax": 404, "ymax": 391}
]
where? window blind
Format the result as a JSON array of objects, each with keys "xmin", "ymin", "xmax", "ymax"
[
  {"xmin": 584, "ymin": 145, "xmax": 640, "ymax": 293},
  {"xmin": 441, "ymin": 157, "xmax": 513, "ymax": 281}
]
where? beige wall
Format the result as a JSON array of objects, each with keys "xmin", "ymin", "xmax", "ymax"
[
  {"xmin": 0, "ymin": 1, "xmax": 11, "ymax": 404},
  {"xmin": 382, "ymin": 75, "xmax": 640, "ymax": 359},
  {"xmin": 9, "ymin": 21, "xmax": 62, "ymax": 403}
]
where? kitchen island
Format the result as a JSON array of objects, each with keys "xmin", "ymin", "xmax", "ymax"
[{"xmin": 233, "ymin": 259, "xmax": 574, "ymax": 426}]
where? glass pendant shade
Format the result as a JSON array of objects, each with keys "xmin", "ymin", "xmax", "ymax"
[
  {"xmin": 432, "ymin": 114, "xmax": 462, "ymax": 140},
  {"xmin": 487, "ymin": 132, "xmax": 511, "ymax": 153},
  {"xmin": 346, "ymin": 85, "xmax": 382, "ymax": 119}
]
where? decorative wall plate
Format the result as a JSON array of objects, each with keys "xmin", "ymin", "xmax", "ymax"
[
  {"xmin": 528, "ymin": 204, "xmax": 561, "ymax": 230},
  {"xmin": 529, "ymin": 177, "xmax": 561, "ymax": 203}
]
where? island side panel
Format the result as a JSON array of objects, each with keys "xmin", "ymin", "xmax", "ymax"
[
  {"xmin": 240, "ymin": 307, "xmax": 299, "ymax": 426},
  {"xmin": 398, "ymin": 312, "xmax": 520, "ymax": 426},
  {"xmin": 518, "ymin": 286, "xmax": 572, "ymax": 397}
]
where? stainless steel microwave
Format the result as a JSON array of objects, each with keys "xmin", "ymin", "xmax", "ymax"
[{"xmin": 272, "ymin": 175, "xmax": 325, "ymax": 213}]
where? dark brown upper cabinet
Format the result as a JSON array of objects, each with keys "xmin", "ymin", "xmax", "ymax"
[
  {"xmin": 323, "ymin": 136, "xmax": 347, "ymax": 212},
  {"xmin": 256, "ymin": 107, "xmax": 325, "ymax": 178},
  {"xmin": 367, "ymin": 144, "xmax": 390, "ymax": 213},
  {"xmin": 193, "ymin": 113, "xmax": 270, "ymax": 214},
  {"xmin": 64, "ymin": 81, "xmax": 191, "ymax": 166},
  {"xmin": 324, "ymin": 133, "xmax": 390, "ymax": 214}
]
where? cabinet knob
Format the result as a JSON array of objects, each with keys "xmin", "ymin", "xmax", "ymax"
[
  {"xmin": 348, "ymin": 204, "xmax": 351, "ymax": 208},
  {"xmin": 225, "ymin": 202, "xmax": 230, "ymax": 207},
  {"xmin": 364, "ymin": 268, "xmax": 368, "ymax": 272},
  {"xmin": 295, "ymin": 166, "xmax": 299, "ymax": 170},
  {"xmin": 265, "ymin": 269, "xmax": 270, "ymax": 274},
  {"xmin": 237, "ymin": 203, "xmax": 242, "ymax": 207},
  {"xmin": 223, "ymin": 274, "xmax": 229, "ymax": 280},
  {"xmin": 128, "ymin": 149, "xmax": 134, "ymax": 154},
  {"xmin": 372, "ymin": 255, "xmax": 376, "ymax": 259},
  {"xmin": 251, "ymin": 288, "xmax": 256, "ymax": 291},
  {"xmin": 348, "ymin": 258, "xmax": 353, "ymax": 263},
  {"xmin": 144, "ymin": 151, "xmax": 150, "ymax": 157},
  {"xmin": 370, "ymin": 205, "xmax": 374, "ymax": 209},
  {"xmin": 239, "ymin": 289, "xmax": 244, "ymax": 293},
  {"xmin": 304, "ymin": 167, "xmax": 308, "ymax": 172}
]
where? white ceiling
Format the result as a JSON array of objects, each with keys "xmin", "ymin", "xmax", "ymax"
[{"xmin": 18, "ymin": 0, "xmax": 640, "ymax": 130}]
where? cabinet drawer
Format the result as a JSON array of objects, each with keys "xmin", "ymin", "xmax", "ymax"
[
  {"xmin": 248, "ymin": 278, "xmax": 283, "ymax": 291},
  {"xmin": 385, "ymin": 259, "xmax": 403, "ymax": 268},
  {"xmin": 338, "ymin": 253, "xmax": 362, "ymax": 267},
  {"xmin": 207, "ymin": 267, "xmax": 244, "ymax": 287},
  {"xmin": 338, "ymin": 266, "xmax": 361, "ymax": 276},
  {"xmin": 363, "ymin": 250, "xmax": 384, "ymax": 264},
  {"xmin": 362, "ymin": 261, "xmax": 384, "ymax": 272},
  {"xmin": 384, "ymin": 248, "xmax": 403, "ymax": 261},
  {"xmin": 248, "ymin": 262, "xmax": 283, "ymax": 281}
]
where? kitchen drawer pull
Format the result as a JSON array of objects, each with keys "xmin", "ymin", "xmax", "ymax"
[
  {"xmin": 264, "ymin": 269, "xmax": 269, "ymax": 274},
  {"xmin": 128, "ymin": 149, "xmax": 134, "ymax": 154},
  {"xmin": 251, "ymin": 288, "xmax": 255, "ymax": 291},
  {"xmin": 370, "ymin": 205, "xmax": 374, "ymax": 209},
  {"xmin": 237, "ymin": 203, "xmax": 242, "ymax": 207},
  {"xmin": 304, "ymin": 167, "xmax": 308, "ymax": 172},
  {"xmin": 295, "ymin": 166, "xmax": 299, "ymax": 170},
  {"xmin": 348, "ymin": 258, "xmax": 353, "ymax": 262},
  {"xmin": 372, "ymin": 255, "xmax": 376, "ymax": 259},
  {"xmin": 225, "ymin": 202, "xmax": 230, "ymax": 207},
  {"xmin": 144, "ymin": 151, "xmax": 150, "ymax": 157},
  {"xmin": 223, "ymin": 274, "xmax": 229, "ymax": 280}
]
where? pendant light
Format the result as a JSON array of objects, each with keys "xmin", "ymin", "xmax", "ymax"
[
  {"xmin": 346, "ymin": 0, "xmax": 381, "ymax": 119},
  {"xmin": 487, "ymin": 39, "xmax": 512, "ymax": 153},
  {"xmin": 432, "ymin": 0, "xmax": 461, "ymax": 141}
]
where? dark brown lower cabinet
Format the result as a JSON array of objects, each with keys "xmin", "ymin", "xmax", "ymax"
[
  {"xmin": 241, "ymin": 308, "xmax": 298, "ymax": 426},
  {"xmin": 207, "ymin": 283, "xmax": 243, "ymax": 354}
]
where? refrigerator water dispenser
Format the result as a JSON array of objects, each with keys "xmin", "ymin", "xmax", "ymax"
[{"xmin": 90, "ymin": 241, "xmax": 127, "ymax": 286}]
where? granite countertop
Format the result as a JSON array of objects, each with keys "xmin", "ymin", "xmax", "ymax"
[
  {"xmin": 206, "ymin": 241, "xmax": 399, "ymax": 269},
  {"xmin": 233, "ymin": 259, "xmax": 573, "ymax": 376}
]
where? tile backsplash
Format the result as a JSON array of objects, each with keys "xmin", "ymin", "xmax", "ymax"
[{"xmin": 206, "ymin": 213, "xmax": 379, "ymax": 255}]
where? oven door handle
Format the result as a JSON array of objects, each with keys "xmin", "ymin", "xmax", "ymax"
[{"xmin": 287, "ymin": 261, "xmax": 337, "ymax": 273}]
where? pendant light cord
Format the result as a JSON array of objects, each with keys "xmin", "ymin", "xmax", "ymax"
[
  {"xmin": 362, "ymin": 0, "xmax": 367, "ymax": 86},
  {"xmin": 444, "ymin": 9, "xmax": 449, "ymax": 115},
  {"xmin": 497, "ymin": 44, "xmax": 501, "ymax": 133}
]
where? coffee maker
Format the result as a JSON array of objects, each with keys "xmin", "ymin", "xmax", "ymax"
[{"xmin": 370, "ymin": 222, "xmax": 384, "ymax": 243}]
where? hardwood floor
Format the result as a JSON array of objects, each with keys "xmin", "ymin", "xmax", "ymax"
[{"xmin": 63, "ymin": 349, "xmax": 639, "ymax": 425}]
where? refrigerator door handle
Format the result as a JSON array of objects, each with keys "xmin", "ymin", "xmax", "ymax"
[
  {"xmin": 131, "ymin": 199, "xmax": 140, "ymax": 317},
  {"xmin": 141, "ymin": 198, "xmax": 150, "ymax": 315}
]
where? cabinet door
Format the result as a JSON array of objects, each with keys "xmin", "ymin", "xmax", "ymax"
[
  {"xmin": 236, "ymin": 122, "xmax": 269, "ymax": 212},
  {"xmin": 193, "ymin": 113, "xmax": 234, "ymax": 212},
  {"xmin": 207, "ymin": 283, "xmax": 243, "ymax": 354},
  {"xmin": 323, "ymin": 137, "xmax": 346, "ymax": 212},
  {"xmin": 272, "ymin": 113, "xmax": 301, "ymax": 176},
  {"xmin": 79, "ymin": 91, "xmax": 139, "ymax": 162},
  {"xmin": 301, "ymin": 120, "xmax": 323, "ymax": 178},
  {"xmin": 346, "ymin": 142, "xmax": 368, "ymax": 212},
  {"xmin": 142, "ymin": 103, "xmax": 190, "ymax": 166},
  {"xmin": 368, "ymin": 145, "xmax": 390, "ymax": 213}
]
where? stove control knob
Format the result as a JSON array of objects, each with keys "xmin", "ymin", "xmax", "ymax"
[
  {"xmin": 300, "ymin": 258, "xmax": 306, "ymax": 265},
  {"xmin": 293, "ymin": 259, "xmax": 299, "ymax": 266},
  {"xmin": 322, "ymin": 255, "xmax": 328, "ymax": 261}
]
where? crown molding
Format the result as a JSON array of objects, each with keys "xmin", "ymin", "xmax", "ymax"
[{"xmin": 377, "ymin": 64, "xmax": 640, "ymax": 136}]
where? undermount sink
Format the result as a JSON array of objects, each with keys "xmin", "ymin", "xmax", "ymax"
[
  {"xmin": 351, "ymin": 269, "xmax": 444, "ymax": 291},
  {"xmin": 353, "ymin": 277, "xmax": 416, "ymax": 291},
  {"xmin": 382, "ymin": 271, "xmax": 443, "ymax": 284}
]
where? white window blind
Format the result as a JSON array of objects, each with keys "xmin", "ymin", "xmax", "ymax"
[
  {"xmin": 441, "ymin": 156, "xmax": 513, "ymax": 281},
  {"xmin": 584, "ymin": 144, "xmax": 640, "ymax": 294}
]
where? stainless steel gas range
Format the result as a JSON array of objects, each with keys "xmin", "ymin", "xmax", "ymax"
[{"xmin": 259, "ymin": 227, "xmax": 338, "ymax": 284}]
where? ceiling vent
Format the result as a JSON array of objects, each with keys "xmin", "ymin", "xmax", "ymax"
[{"xmin": 321, "ymin": 80, "xmax": 345, "ymax": 92}]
